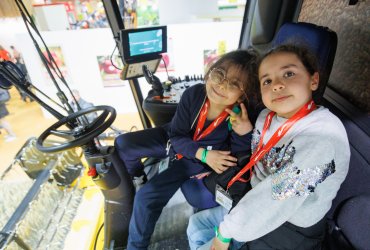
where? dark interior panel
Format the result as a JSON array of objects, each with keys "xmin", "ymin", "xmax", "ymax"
[
  {"xmin": 251, "ymin": 0, "xmax": 282, "ymax": 44},
  {"xmin": 299, "ymin": 0, "xmax": 370, "ymax": 112}
]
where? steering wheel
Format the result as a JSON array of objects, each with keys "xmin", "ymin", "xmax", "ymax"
[{"xmin": 36, "ymin": 105, "xmax": 116, "ymax": 153}]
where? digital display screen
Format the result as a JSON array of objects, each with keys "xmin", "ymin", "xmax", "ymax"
[
  {"xmin": 128, "ymin": 29, "xmax": 163, "ymax": 56},
  {"xmin": 120, "ymin": 26, "xmax": 167, "ymax": 62}
]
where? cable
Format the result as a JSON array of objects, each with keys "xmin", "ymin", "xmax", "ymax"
[
  {"xmin": 110, "ymin": 45, "xmax": 123, "ymax": 70},
  {"xmin": 129, "ymin": 125, "xmax": 138, "ymax": 132},
  {"xmin": 16, "ymin": 1, "xmax": 63, "ymax": 83},
  {"xmin": 14, "ymin": 0, "xmax": 77, "ymax": 114},
  {"xmin": 161, "ymin": 56, "xmax": 169, "ymax": 80},
  {"xmin": 16, "ymin": 0, "xmax": 67, "ymax": 85},
  {"xmin": 94, "ymin": 223, "xmax": 104, "ymax": 250}
]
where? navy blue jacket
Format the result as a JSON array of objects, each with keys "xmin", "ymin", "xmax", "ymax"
[{"xmin": 169, "ymin": 84, "xmax": 258, "ymax": 161}]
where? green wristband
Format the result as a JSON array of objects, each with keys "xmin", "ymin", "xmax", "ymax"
[
  {"xmin": 214, "ymin": 226, "xmax": 232, "ymax": 243},
  {"xmin": 201, "ymin": 149, "xmax": 208, "ymax": 163}
]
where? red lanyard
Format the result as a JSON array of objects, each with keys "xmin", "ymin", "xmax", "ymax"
[
  {"xmin": 175, "ymin": 98, "xmax": 231, "ymax": 160},
  {"xmin": 193, "ymin": 99, "xmax": 231, "ymax": 141},
  {"xmin": 227, "ymin": 100, "xmax": 317, "ymax": 190}
]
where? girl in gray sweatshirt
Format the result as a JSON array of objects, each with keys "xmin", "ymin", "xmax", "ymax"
[{"xmin": 187, "ymin": 44, "xmax": 350, "ymax": 250}]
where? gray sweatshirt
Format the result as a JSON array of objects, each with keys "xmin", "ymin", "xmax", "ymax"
[{"xmin": 219, "ymin": 107, "xmax": 350, "ymax": 242}]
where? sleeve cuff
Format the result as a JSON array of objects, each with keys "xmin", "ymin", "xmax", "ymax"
[
  {"xmin": 218, "ymin": 221, "xmax": 233, "ymax": 239},
  {"xmin": 186, "ymin": 143, "xmax": 200, "ymax": 159}
]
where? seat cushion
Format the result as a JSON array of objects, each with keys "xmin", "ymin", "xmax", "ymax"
[{"xmin": 336, "ymin": 195, "xmax": 370, "ymax": 249}]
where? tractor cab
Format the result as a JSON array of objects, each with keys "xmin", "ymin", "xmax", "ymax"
[{"xmin": 0, "ymin": 0, "xmax": 368, "ymax": 249}]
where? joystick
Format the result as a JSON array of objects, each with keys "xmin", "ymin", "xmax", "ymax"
[{"xmin": 142, "ymin": 64, "xmax": 164, "ymax": 98}]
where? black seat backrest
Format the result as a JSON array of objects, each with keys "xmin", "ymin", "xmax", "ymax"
[{"xmin": 272, "ymin": 22, "xmax": 337, "ymax": 103}]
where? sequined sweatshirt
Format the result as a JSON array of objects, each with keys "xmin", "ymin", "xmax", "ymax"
[{"xmin": 219, "ymin": 106, "xmax": 350, "ymax": 242}]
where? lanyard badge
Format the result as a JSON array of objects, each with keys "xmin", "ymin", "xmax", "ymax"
[{"xmin": 215, "ymin": 184, "xmax": 233, "ymax": 210}]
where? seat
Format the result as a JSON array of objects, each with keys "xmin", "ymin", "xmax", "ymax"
[
  {"xmin": 325, "ymin": 195, "xmax": 370, "ymax": 249},
  {"xmin": 272, "ymin": 22, "xmax": 337, "ymax": 103},
  {"xmin": 184, "ymin": 22, "xmax": 369, "ymax": 249},
  {"xmin": 136, "ymin": 22, "xmax": 369, "ymax": 249},
  {"xmin": 323, "ymin": 105, "xmax": 370, "ymax": 249}
]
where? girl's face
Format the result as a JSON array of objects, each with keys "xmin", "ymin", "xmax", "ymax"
[
  {"xmin": 258, "ymin": 52, "xmax": 319, "ymax": 118},
  {"xmin": 205, "ymin": 66, "xmax": 246, "ymax": 107}
]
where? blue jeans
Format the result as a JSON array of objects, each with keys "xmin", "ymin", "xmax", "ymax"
[
  {"xmin": 115, "ymin": 127, "xmax": 168, "ymax": 177},
  {"xmin": 115, "ymin": 126, "xmax": 219, "ymax": 249},
  {"xmin": 127, "ymin": 157, "xmax": 207, "ymax": 249},
  {"xmin": 187, "ymin": 206, "xmax": 244, "ymax": 250}
]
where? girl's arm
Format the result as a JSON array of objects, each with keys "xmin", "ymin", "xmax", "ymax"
[
  {"xmin": 229, "ymin": 130, "xmax": 253, "ymax": 154},
  {"xmin": 169, "ymin": 85, "xmax": 204, "ymax": 159}
]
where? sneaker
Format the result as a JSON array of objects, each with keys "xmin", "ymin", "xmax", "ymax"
[{"xmin": 4, "ymin": 135, "xmax": 17, "ymax": 142}]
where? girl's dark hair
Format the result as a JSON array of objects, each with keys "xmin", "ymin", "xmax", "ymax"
[
  {"xmin": 259, "ymin": 44, "xmax": 319, "ymax": 75},
  {"xmin": 205, "ymin": 49, "xmax": 260, "ymax": 103}
]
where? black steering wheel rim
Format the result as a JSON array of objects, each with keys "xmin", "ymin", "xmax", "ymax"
[{"xmin": 36, "ymin": 105, "xmax": 116, "ymax": 153}]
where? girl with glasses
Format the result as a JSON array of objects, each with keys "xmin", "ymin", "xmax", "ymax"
[{"xmin": 115, "ymin": 50, "xmax": 262, "ymax": 249}]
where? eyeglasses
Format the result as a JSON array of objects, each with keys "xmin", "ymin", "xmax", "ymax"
[{"xmin": 209, "ymin": 68, "xmax": 244, "ymax": 92}]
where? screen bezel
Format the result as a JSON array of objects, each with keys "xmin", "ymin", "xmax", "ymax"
[{"xmin": 120, "ymin": 26, "xmax": 167, "ymax": 63}]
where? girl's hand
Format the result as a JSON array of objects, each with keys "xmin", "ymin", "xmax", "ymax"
[
  {"xmin": 226, "ymin": 103, "xmax": 253, "ymax": 136},
  {"xmin": 196, "ymin": 149, "xmax": 237, "ymax": 174},
  {"xmin": 210, "ymin": 237, "xmax": 230, "ymax": 250}
]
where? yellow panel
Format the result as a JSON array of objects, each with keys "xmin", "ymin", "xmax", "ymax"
[{"xmin": 63, "ymin": 187, "xmax": 104, "ymax": 250}]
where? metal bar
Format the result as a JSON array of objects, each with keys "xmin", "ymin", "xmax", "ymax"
[
  {"xmin": 102, "ymin": 0, "xmax": 152, "ymax": 129},
  {"xmin": 102, "ymin": 0, "xmax": 124, "ymax": 40},
  {"xmin": 128, "ymin": 80, "xmax": 151, "ymax": 129}
]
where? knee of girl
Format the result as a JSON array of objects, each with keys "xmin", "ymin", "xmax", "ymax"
[
  {"xmin": 134, "ymin": 186, "xmax": 167, "ymax": 214},
  {"xmin": 134, "ymin": 189, "xmax": 151, "ymax": 210},
  {"xmin": 187, "ymin": 215, "xmax": 213, "ymax": 250},
  {"xmin": 187, "ymin": 214, "xmax": 200, "ymax": 239},
  {"xmin": 114, "ymin": 134, "xmax": 128, "ymax": 151}
]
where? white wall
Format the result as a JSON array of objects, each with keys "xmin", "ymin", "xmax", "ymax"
[
  {"xmin": 0, "ymin": 18, "xmax": 27, "ymax": 51},
  {"xmin": 16, "ymin": 28, "xmax": 142, "ymax": 117},
  {"xmin": 158, "ymin": 0, "xmax": 244, "ymax": 24},
  {"xmin": 166, "ymin": 22, "xmax": 242, "ymax": 76},
  {"xmin": 33, "ymin": 4, "xmax": 71, "ymax": 31},
  {"xmin": 158, "ymin": 0, "xmax": 193, "ymax": 24},
  {"xmin": 9, "ymin": 22, "xmax": 242, "ymax": 118},
  {"xmin": 0, "ymin": 1, "xmax": 244, "ymax": 119}
]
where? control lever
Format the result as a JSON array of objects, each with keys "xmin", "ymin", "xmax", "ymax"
[
  {"xmin": 0, "ymin": 61, "xmax": 27, "ymax": 88},
  {"xmin": 142, "ymin": 64, "xmax": 163, "ymax": 98}
]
